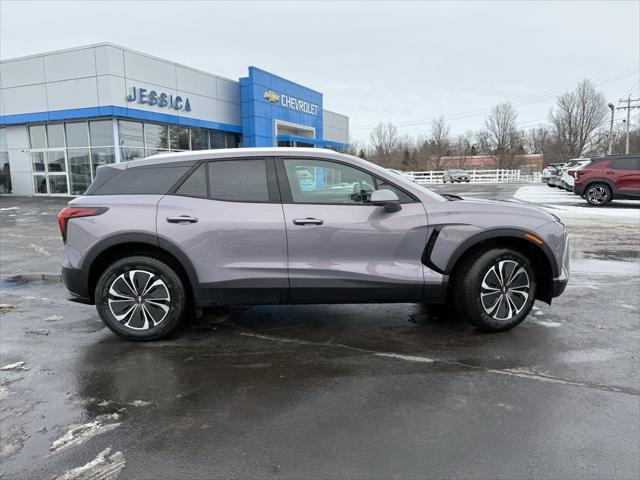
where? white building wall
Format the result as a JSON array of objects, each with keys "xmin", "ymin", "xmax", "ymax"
[
  {"xmin": 0, "ymin": 42, "xmax": 242, "ymax": 127},
  {"xmin": 323, "ymin": 109, "xmax": 349, "ymax": 145}
]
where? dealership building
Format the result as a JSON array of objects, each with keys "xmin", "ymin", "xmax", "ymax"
[{"xmin": 0, "ymin": 42, "xmax": 349, "ymax": 196}]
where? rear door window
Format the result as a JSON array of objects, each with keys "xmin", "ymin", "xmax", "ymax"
[
  {"xmin": 175, "ymin": 163, "xmax": 207, "ymax": 198},
  {"xmin": 608, "ymin": 157, "xmax": 639, "ymax": 170},
  {"xmin": 208, "ymin": 159, "xmax": 270, "ymax": 202}
]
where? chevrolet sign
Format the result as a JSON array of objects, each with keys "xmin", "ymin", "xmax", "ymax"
[{"xmin": 264, "ymin": 90, "xmax": 319, "ymax": 116}]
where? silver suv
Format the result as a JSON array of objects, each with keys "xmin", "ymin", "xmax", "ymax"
[{"xmin": 59, "ymin": 148, "xmax": 569, "ymax": 340}]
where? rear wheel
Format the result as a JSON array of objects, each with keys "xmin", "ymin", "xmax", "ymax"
[
  {"xmin": 95, "ymin": 256, "xmax": 187, "ymax": 341},
  {"xmin": 585, "ymin": 183, "xmax": 612, "ymax": 206},
  {"xmin": 452, "ymin": 248, "xmax": 536, "ymax": 332}
]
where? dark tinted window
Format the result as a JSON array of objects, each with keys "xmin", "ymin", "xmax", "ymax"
[
  {"xmin": 208, "ymin": 159, "xmax": 269, "ymax": 202},
  {"xmin": 87, "ymin": 164, "xmax": 190, "ymax": 195},
  {"xmin": 608, "ymin": 157, "xmax": 639, "ymax": 170},
  {"xmin": 175, "ymin": 164, "xmax": 207, "ymax": 198}
]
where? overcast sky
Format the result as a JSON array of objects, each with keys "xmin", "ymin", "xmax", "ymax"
[{"xmin": 1, "ymin": 0, "xmax": 638, "ymax": 143}]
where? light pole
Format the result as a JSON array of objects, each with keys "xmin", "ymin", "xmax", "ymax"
[{"xmin": 607, "ymin": 103, "xmax": 615, "ymax": 155}]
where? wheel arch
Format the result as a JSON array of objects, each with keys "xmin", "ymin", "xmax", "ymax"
[
  {"xmin": 82, "ymin": 233, "xmax": 198, "ymax": 304},
  {"xmin": 582, "ymin": 178, "xmax": 615, "ymax": 194},
  {"xmin": 443, "ymin": 229, "xmax": 556, "ymax": 304}
]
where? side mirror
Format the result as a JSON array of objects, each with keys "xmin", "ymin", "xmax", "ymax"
[{"xmin": 370, "ymin": 189, "xmax": 401, "ymax": 212}]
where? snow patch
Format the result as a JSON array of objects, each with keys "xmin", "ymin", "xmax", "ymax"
[
  {"xmin": 532, "ymin": 320, "xmax": 561, "ymax": 328},
  {"xmin": 1, "ymin": 361, "xmax": 29, "ymax": 371},
  {"xmin": 0, "ymin": 207, "xmax": 19, "ymax": 211},
  {"xmin": 374, "ymin": 352, "xmax": 435, "ymax": 363},
  {"xmin": 54, "ymin": 447, "xmax": 125, "ymax": 480},
  {"xmin": 50, "ymin": 414, "xmax": 121, "ymax": 454}
]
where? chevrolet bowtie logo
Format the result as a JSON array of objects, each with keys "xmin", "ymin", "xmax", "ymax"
[{"xmin": 263, "ymin": 90, "xmax": 280, "ymax": 103}]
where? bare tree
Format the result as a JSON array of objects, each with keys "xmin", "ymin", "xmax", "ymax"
[
  {"xmin": 483, "ymin": 102, "xmax": 521, "ymax": 169},
  {"xmin": 369, "ymin": 121, "xmax": 400, "ymax": 166},
  {"xmin": 427, "ymin": 116, "xmax": 451, "ymax": 170},
  {"xmin": 451, "ymin": 132, "xmax": 473, "ymax": 168},
  {"xmin": 525, "ymin": 126, "xmax": 550, "ymax": 154},
  {"xmin": 549, "ymin": 80, "xmax": 607, "ymax": 160}
]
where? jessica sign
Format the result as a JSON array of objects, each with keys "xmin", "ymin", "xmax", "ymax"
[{"xmin": 126, "ymin": 86, "xmax": 191, "ymax": 112}]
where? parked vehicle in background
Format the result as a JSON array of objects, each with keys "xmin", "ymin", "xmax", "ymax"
[
  {"xmin": 573, "ymin": 154, "xmax": 640, "ymax": 206},
  {"xmin": 443, "ymin": 169, "xmax": 470, "ymax": 183},
  {"xmin": 560, "ymin": 158, "xmax": 591, "ymax": 191},
  {"xmin": 542, "ymin": 164, "xmax": 562, "ymax": 187},
  {"xmin": 58, "ymin": 148, "xmax": 569, "ymax": 341}
]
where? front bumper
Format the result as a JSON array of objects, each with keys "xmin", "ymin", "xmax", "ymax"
[
  {"xmin": 62, "ymin": 266, "xmax": 92, "ymax": 304},
  {"xmin": 551, "ymin": 277, "xmax": 568, "ymax": 297}
]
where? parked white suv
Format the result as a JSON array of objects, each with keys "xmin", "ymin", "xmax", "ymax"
[{"xmin": 560, "ymin": 158, "xmax": 591, "ymax": 191}]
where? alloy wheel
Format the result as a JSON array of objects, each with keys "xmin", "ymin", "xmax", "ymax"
[
  {"xmin": 587, "ymin": 186, "xmax": 608, "ymax": 205},
  {"xmin": 107, "ymin": 270, "xmax": 171, "ymax": 330},
  {"xmin": 480, "ymin": 260, "xmax": 530, "ymax": 321}
]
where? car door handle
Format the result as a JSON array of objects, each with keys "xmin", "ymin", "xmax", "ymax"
[
  {"xmin": 606, "ymin": 171, "xmax": 615, "ymax": 175},
  {"xmin": 167, "ymin": 215, "xmax": 198, "ymax": 224},
  {"xmin": 293, "ymin": 217, "xmax": 324, "ymax": 226}
]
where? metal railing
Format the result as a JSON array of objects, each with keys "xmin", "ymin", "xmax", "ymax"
[{"xmin": 404, "ymin": 169, "xmax": 541, "ymax": 184}]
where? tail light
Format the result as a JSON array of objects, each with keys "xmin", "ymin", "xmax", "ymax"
[
  {"xmin": 57, "ymin": 207, "xmax": 107, "ymax": 242},
  {"xmin": 568, "ymin": 170, "xmax": 575, "ymax": 178}
]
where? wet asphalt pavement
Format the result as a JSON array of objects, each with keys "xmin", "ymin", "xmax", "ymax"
[{"xmin": 1, "ymin": 184, "xmax": 639, "ymax": 479}]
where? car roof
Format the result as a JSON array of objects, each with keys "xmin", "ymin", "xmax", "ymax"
[{"xmin": 123, "ymin": 147, "xmax": 352, "ymax": 169}]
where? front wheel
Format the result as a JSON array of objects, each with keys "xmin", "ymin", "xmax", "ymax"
[
  {"xmin": 95, "ymin": 256, "xmax": 187, "ymax": 341},
  {"xmin": 452, "ymin": 248, "xmax": 536, "ymax": 332},
  {"xmin": 585, "ymin": 183, "xmax": 611, "ymax": 206}
]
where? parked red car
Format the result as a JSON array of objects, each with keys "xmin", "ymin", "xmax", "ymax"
[{"xmin": 573, "ymin": 154, "xmax": 640, "ymax": 206}]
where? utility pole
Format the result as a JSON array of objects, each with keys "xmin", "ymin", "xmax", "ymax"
[
  {"xmin": 607, "ymin": 103, "xmax": 615, "ymax": 155},
  {"xmin": 616, "ymin": 95, "xmax": 640, "ymax": 154}
]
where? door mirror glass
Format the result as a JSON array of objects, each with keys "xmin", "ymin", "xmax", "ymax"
[{"xmin": 370, "ymin": 189, "xmax": 401, "ymax": 212}]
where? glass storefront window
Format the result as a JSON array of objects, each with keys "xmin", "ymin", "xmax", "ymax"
[
  {"xmin": 29, "ymin": 125, "xmax": 47, "ymax": 148},
  {"xmin": 169, "ymin": 126, "xmax": 189, "ymax": 150},
  {"xmin": 48, "ymin": 175, "xmax": 68, "ymax": 194},
  {"xmin": 34, "ymin": 175, "xmax": 47, "ymax": 194},
  {"xmin": 91, "ymin": 147, "xmax": 115, "ymax": 177},
  {"xmin": 210, "ymin": 131, "xmax": 225, "ymax": 149},
  {"xmin": 66, "ymin": 122, "xmax": 89, "ymax": 148},
  {"xmin": 46, "ymin": 150, "xmax": 66, "ymax": 172},
  {"xmin": 119, "ymin": 120, "xmax": 144, "ymax": 147},
  {"xmin": 47, "ymin": 124, "xmax": 65, "ymax": 148},
  {"xmin": 190, "ymin": 128, "xmax": 209, "ymax": 150},
  {"xmin": 68, "ymin": 148, "xmax": 92, "ymax": 195},
  {"xmin": 89, "ymin": 120, "xmax": 114, "ymax": 146},
  {"xmin": 226, "ymin": 133, "xmax": 241, "ymax": 148},
  {"xmin": 0, "ymin": 152, "xmax": 11, "ymax": 194},
  {"xmin": 31, "ymin": 152, "xmax": 46, "ymax": 172},
  {"xmin": 144, "ymin": 123, "xmax": 168, "ymax": 151},
  {"xmin": 121, "ymin": 147, "xmax": 145, "ymax": 161}
]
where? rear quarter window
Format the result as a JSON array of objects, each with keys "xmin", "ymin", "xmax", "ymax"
[{"xmin": 87, "ymin": 164, "xmax": 192, "ymax": 195}]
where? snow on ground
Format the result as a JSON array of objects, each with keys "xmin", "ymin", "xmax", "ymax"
[{"xmin": 514, "ymin": 185, "xmax": 640, "ymax": 224}]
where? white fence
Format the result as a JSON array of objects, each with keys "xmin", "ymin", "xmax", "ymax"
[{"xmin": 405, "ymin": 169, "xmax": 541, "ymax": 184}]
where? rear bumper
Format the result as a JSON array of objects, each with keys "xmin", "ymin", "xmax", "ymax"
[{"xmin": 62, "ymin": 266, "xmax": 92, "ymax": 304}]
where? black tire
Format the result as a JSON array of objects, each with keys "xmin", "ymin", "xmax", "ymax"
[
  {"xmin": 451, "ymin": 248, "xmax": 536, "ymax": 332},
  {"xmin": 95, "ymin": 256, "xmax": 187, "ymax": 341},
  {"xmin": 466, "ymin": 179, "xmax": 470, "ymax": 183},
  {"xmin": 585, "ymin": 183, "xmax": 612, "ymax": 206}
]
